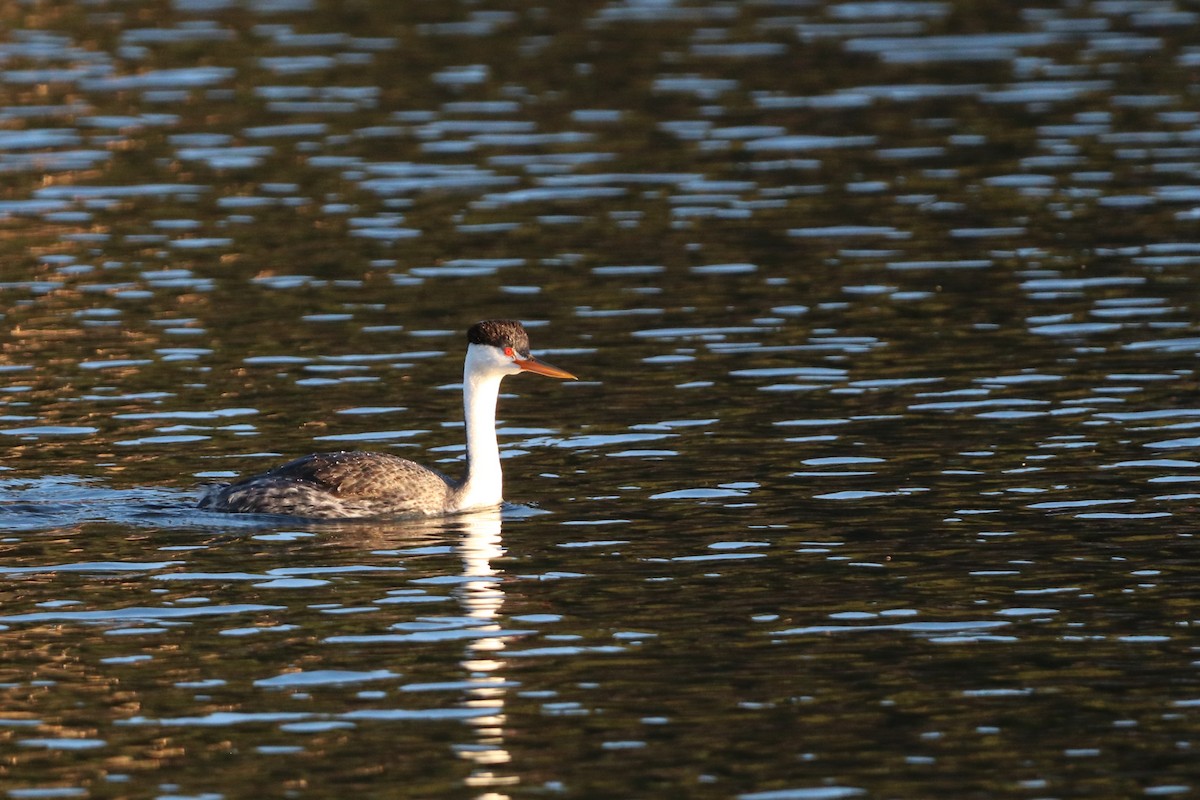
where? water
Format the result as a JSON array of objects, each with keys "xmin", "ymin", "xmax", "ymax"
[{"xmin": 1, "ymin": 1, "xmax": 1198, "ymax": 797}]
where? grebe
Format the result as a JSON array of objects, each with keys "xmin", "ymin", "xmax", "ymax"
[{"xmin": 198, "ymin": 319, "xmax": 576, "ymax": 519}]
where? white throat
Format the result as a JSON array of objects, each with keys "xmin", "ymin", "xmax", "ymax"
[{"xmin": 453, "ymin": 344, "xmax": 509, "ymax": 511}]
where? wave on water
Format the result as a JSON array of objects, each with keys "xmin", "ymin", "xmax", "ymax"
[
  {"xmin": 0, "ymin": 475, "xmax": 547, "ymax": 533},
  {"xmin": 0, "ymin": 475, "xmax": 258, "ymax": 531}
]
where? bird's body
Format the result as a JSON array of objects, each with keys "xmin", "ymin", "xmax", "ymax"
[
  {"xmin": 198, "ymin": 450, "xmax": 457, "ymax": 519},
  {"xmin": 198, "ymin": 320, "xmax": 575, "ymax": 520}
]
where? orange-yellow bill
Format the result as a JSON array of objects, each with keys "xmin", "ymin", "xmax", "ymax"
[{"xmin": 515, "ymin": 355, "xmax": 577, "ymax": 380}]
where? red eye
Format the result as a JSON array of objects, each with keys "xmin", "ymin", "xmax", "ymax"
[{"xmin": 504, "ymin": 347, "xmax": 514, "ymax": 358}]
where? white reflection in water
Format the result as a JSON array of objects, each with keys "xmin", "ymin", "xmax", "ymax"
[{"xmin": 450, "ymin": 507, "xmax": 515, "ymax": 793}]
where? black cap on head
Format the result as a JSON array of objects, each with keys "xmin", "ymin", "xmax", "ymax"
[{"xmin": 467, "ymin": 319, "xmax": 531, "ymax": 356}]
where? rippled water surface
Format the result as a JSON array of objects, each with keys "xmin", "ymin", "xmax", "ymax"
[{"xmin": 1, "ymin": 1, "xmax": 1199, "ymax": 797}]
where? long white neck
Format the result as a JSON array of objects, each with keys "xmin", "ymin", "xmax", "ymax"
[{"xmin": 453, "ymin": 345, "xmax": 506, "ymax": 511}]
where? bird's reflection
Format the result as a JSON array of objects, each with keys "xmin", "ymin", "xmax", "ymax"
[
  {"xmin": 448, "ymin": 507, "xmax": 516, "ymax": 797},
  {"xmin": 292, "ymin": 506, "xmax": 520, "ymax": 794}
]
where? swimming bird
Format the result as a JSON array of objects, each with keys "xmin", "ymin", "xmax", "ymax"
[{"xmin": 198, "ymin": 319, "xmax": 576, "ymax": 519}]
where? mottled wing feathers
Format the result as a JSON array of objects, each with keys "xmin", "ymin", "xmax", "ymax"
[
  {"xmin": 200, "ymin": 451, "xmax": 458, "ymax": 519},
  {"xmin": 264, "ymin": 451, "xmax": 450, "ymax": 497}
]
